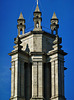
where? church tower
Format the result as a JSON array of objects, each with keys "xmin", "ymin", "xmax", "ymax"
[{"xmin": 9, "ymin": 1, "xmax": 67, "ymax": 100}]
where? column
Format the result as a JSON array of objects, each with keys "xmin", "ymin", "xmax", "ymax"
[
  {"xmin": 50, "ymin": 55, "xmax": 66, "ymax": 100},
  {"xmin": 51, "ymin": 61, "xmax": 55, "ymax": 97},
  {"xmin": 55, "ymin": 60, "xmax": 59, "ymax": 96},
  {"xmin": 51, "ymin": 60, "xmax": 60, "ymax": 97},
  {"xmin": 32, "ymin": 62, "xmax": 37, "ymax": 97},
  {"xmin": 38, "ymin": 62, "xmax": 43, "ymax": 98},
  {"xmin": 31, "ymin": 61, "xmax": 44, "ymax": 100},
  {"xmin": 11, "ymin": 61, "xmax": 15, "ymax": 97},
  {"xmin": 15, "ymin": 60, "xmax": 19, "ymax": 97}
]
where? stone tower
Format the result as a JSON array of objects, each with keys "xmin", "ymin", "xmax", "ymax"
[{"xmin": 9, "ymin": 2, "xmax": 67, "ymax": 100}]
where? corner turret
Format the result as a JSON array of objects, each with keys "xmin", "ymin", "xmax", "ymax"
[
  {"xmin": 17, "ymin": 12, "xmax": 25, "ymax": 35},
  {"xmin": 50, "ymin": 12, "xmax": 59, "ymax": 35},
  {"xmin": 33, "ymin": 2, "xmax": 42, "ymax": 31}
]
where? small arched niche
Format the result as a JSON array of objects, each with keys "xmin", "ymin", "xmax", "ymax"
[{"xmin": 36, "ymin": 21, "xmax": 39, "ymax": 28}]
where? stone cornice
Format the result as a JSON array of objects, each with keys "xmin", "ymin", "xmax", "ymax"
[
  {"xmin": 20, "ymin": 30, "xmax": 56, "ymax": 39},
  {"xmin": 30, "ymin": 52, "xmax": 46, "ymax": 56},
  {"xmin": 32, "ymin": 31, "xmax": 56, "ymax": 38},
  {"xmin": 8, "ymin": 50, "xmax": 29, "ymax": 56},
  {"xmin": 47, "ymin": 49, "xmax": 67, "ymax": 56}
]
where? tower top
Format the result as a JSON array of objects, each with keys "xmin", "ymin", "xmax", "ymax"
[
  {"xmin": 19, "ymin": 12, "xmax": 24, "ymax": 19},
  {"xmin": 52, "ymin": 12, "xmax": 57, "ymax": 19},
  {"xmin": 35, "ymin": 0, "xmax": 40, "ymax": 12}
]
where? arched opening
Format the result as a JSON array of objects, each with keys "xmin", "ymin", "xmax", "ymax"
[
  {"xmin": 53, "ymin": 30, "xmax": 56, "ymax": 35},
  {"xmin": 20, "ymin": 23, "xmax": 22, "ymax": 25},
  {"xmin": 20, "ymin": 28, "xmax": 22, "ymax": 35},
  {"xmin": 36, "ymin": 21, "xmax": 39, "ymax": 28},
  {"xmin": 36, "ymin": 16, "xmax": 38, "ymax": 18}
]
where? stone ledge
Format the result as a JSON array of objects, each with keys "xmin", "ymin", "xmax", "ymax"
[
  {"xmin": 8, "ymin": 50, "xmax": 29, "ymax": 56},
  {"xmin": 30, "ymin": 97, "xmax": 44, "ymax": 100},
  {"xmin": 20, "ymin": 30, "xmax": 55, "ymax": 39},
  {"xmin": 50, "ymin": 95, "xmax": 66, "ymax": 100},
  {"xmin": 10, "ymin": 96, "xmax": 25, "ymax": 100},
  {"xmin": 47, "ymin": 49, "xmax": 67, "ymax": 56},
  {"xmin": 30, "ymin": 52, "xmax": 46, "ymax": 56}
]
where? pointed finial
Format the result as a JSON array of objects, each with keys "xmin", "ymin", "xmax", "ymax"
[
  {"xmin": 37, "ymin": 0, "xmax": 38, "ymax": 5},
  {"xmin": 52, "ymin": 12, "xmax": 57, "ymax": 19},
  {"xmin": 19, "ymin": 12, "xmax": 24, "ymax": 19},
  {"xmin": 35, "ymin": 4, "xmax": 40, "ymax": 12}
]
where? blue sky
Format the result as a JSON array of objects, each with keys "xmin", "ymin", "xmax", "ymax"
[{"xmin": 0, "ymin": 0, "xmax": 74, "ymax": 100}]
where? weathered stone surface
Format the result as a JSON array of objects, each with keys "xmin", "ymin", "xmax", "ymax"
[{"xmin": 9, "ymin": 3, "xmax": 67, "ymax": 100}]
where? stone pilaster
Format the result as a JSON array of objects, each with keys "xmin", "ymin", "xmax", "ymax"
[
  {"xmin": 31, "ymin": 55, "xmax": 44, "ymax": 100},
  {"xmin": 11, "ymin": 61, "xmax": 15, "ymax": 98},
  {"xmin": 50, "ymin": 55, "xmax": 66, "ymax": 100},
  {"xmin": 14, "ymin": 60, "xmax": 19, "ymax": 97},
  {"xmin": 47, "ymin": 35, "xmax": 67, "ymax": 100},
  {"xmin": 32, "ymin": 62, "xmax": 38, "ymax": 97},
  {"xmin": 10, "ymin": 56, "xmax": 25, "ymax": 100},
  {"xmin": 51, "ymin": 61, "xmax": 55, "ymax": 97},
  {"xmin": 38, "ymin": 62, "xmax": 43, "ymax": 98}
]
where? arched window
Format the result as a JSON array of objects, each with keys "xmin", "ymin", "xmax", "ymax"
[{"xmin": 36, "ymin": 21, "xmax": 39, "ymax": 28}]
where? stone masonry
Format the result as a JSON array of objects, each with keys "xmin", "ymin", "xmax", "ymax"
[{"xmin": 9, "ymin": 3, "xmax": 67, "ymax": 100}]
